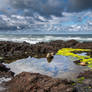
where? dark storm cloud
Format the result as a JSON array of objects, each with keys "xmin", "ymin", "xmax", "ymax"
[
  {"xmin": 9, "ymin": 0, "xmax": 65, "ymax": 16},
  {"xmin": 1, "ymin": 0, "xmax": 92, "ymax": 16},
  {"xmin": 68, "ymin": 0, "xmax": 92, "ymax": 12}
]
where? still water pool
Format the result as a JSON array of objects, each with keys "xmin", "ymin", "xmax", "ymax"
[{"xmin": 5, "ymin": 55, "xmax": 89, "ymax": 80}]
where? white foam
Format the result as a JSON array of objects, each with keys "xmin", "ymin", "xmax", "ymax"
[{"xmin": 0, "ymin": 35, "xmax": 92, "ymax": 44}]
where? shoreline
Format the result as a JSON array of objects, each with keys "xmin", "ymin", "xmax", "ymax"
[
  {"xmin": 0, "ymin": 40, "xmax": 92, "ymax": 92},
  {"xmin": 0, "ymin": 40, "xmax": 92, "ymax": 62}
]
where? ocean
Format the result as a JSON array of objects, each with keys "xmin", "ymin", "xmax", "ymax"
[{"xmin": 0, "ymin": 34, "xmax": 92, "ymax": 44}]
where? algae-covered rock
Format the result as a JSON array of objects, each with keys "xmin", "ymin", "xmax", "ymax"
[{"xmin": 56, "ymin": 48, "xmax": 92, "ymax": 68}]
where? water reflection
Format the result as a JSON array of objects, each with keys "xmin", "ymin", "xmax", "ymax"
[{"xmin": 5, "ymin": 55, "xmax": 88, "ymax": 80}]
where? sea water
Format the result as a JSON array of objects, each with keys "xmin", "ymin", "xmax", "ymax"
[{"xmin": 0, "ymin": 34, "xmax": 92, "ymax": 44}]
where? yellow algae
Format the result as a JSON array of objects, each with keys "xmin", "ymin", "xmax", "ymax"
[{"xmin": 56, "ymin": 48, "xmax": 92, "ymax": 68}]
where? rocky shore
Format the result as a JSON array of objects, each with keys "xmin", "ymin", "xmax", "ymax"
[
  {"xmin": 0, "ymin": 40, "xmax": 92, "ymax": 92},
  {"xmin": 0, "ymin": 40, "xmax": 92, "ymax": 63}
]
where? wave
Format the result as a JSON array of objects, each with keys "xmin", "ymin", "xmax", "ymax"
[{"xmin": 0, "ymin": 34, "xmax": 92, "ymax": 44}]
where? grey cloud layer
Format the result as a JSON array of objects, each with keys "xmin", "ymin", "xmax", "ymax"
[
  {"xmin": 69, "ymin": 0, "xmax": 92, "ymax": 12},
  {"xmin": 9, "ymin": 0, "xmax": 92, "ymax": 16},
  {"xmin": 0, "ymin": 0, "xmax": 92, "ymax": 16},
  {"xmin": 9, "ymin": 0, "xmax": 65, "ymax": 16}
]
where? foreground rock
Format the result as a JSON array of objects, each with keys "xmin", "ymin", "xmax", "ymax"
[
  {"xmin": 2, "ymin": 70, "xmax": 92, "ymax": 92},
  {"xmin": 4, "ymin": 72, "xmax": 75, "ymax": 92}
]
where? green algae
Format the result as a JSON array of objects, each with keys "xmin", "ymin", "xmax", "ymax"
[
  {"xmin": 56, "ymin": 48, "xmax": 92, "ymax": 68},
  {"xmin": 77, "ymin": 77, "xmax": 85, "ymax": 83}
]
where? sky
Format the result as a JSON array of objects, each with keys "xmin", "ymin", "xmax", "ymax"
[{"xmin": 0, "ymin": 0, "xmax": 92, "ymax": 34}]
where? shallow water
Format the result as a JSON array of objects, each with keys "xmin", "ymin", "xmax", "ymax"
[{"xmin": 5, "ymin": 55, "xmax": 89, "ymax": 80}]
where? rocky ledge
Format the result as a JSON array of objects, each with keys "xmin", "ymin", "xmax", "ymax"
[
  {"xmin": 2, "ymin": 70, "xmax": 92, "ymax": 92},
  {"xmin": 0, "ymin": 40, "xmax": 92, "ymax": 63}
]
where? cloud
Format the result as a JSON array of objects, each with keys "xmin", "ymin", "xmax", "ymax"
[
  {"xmin": 0, "ymin": 0, "xmax": 92, "ymax": 17},
  {"xmin": 68, "ymin": 0, "xmax": 92, "ymax": 12},
  {"xmin": 0, "ymin": 0, "xmax": 9, "ymax": 9},
  {"xmin": 0, "ymin": 0, "xmax": 92, "ymax": 33},
  {"xmin": 8, "ymin": 0, "xmax": 65, "ymax": 17},
  {"xmin": 0, "ymin": 10, "xmax": 92, "ymax": 32}
]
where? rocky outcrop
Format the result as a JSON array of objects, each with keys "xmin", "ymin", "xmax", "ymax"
[
  {"xmin": 74, "ymin": 42, "xmax": 92, "ymax": 49},
  {"xmin": 4, "ymin": 72, "xmax": 75, "ymax": 92},
  {"xmin": 0, "ymin": 40, "xmax": 92, "ymax": 63},
  {"xmin": 65, "ymin": 40, "xmax": 79, "ymax": 48}
]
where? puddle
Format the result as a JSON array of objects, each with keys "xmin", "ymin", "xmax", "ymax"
[{"xmin": 5, "ymin": 55, "xmax": 89, "ymax": 80}]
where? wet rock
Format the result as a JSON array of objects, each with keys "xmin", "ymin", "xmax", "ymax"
[
  {"xmin": 4, "ymin": 72, "xmax": 74, "ymax": 92},
  {"xmin": 65, "ymin": 40, "xmax": 79, "ymax": 48},
  {"xmin": 46, "ymin": 52, "xmax": 54, "ymax": 58},
  {"xmin": 74, "ymin": 60, "xmax": 81, "ymax": 64},
  {"xmin": 0, "ymin": 63, "xmax": 10, "ymax": 72},
  {"xmin": 80, "ymin": 62, "xmax": 87, "ymax": 66},
  {"xmin": 0, "ymin": 63, "xmax": 14, "ymax": 78},
  {"xmin": 74, "ymin": 70, "xmax": 92, "ymax": 92},
  {"xmin": 74, "ymin": 42, "xmax": 92, "ymax": 49},
  {"xmin": 0, "ymin": 40, "xmax": 92, "ymax": 63},
  {"xmin": 46, "ymin": 52, "xmax": 54, "ymax": 63},
  {"xmin": 47, "ymin": 57, "xmax": 53, "ymax": 63},
  {"xmin": 74, "ymin": 60, "xmax": 87, "ymax": 66}
]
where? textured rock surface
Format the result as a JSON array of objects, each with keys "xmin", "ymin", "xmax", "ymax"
[
  {"xmin": 0, "ymin": 40, "xmax": 92, "ymax": 63},
  {"xmin": 0, "ymin": 63, "xmax": 14, "ymax": 78},
  {"xmin": 74, "ymin": 70, "xmax": 92, "ymax": 92},
  {"xmin": 4, "ymin": 72, "xmax": 74, "ymax": 92}
]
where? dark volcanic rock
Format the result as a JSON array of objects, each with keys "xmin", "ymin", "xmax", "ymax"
[
  {"xmin": 0, "ymin": 63, "xmax": 10, "ymax": 72},
  {"xmin": 0, "ymin": 63, "xmax": 14, "ymax": 78},
  {"xmin": 74, "ymin": 42, "xmax": 92, "ymax": 49},
  {"xmin": 0, "ymin": 40, "xmax": 66, "ymax": 62},
  {"xmin": 4, "ymin": 72, "xmax": 74, "ymax": 92},
  {"xmin": 65, "ymin": 40, "xmax": 79, "ymax": 48},
  {"xmin": 0, "ymin": 40, "xmax": 92, "ymax": 63}
]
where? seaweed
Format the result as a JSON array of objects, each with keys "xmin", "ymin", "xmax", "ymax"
[{"xmin": 56, "ymin": 48, "xmax": 92, "ymax": 68}]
